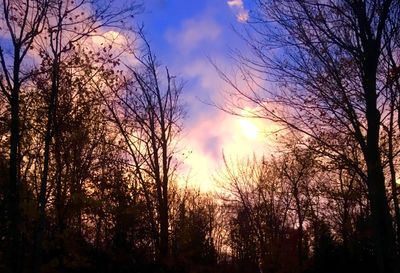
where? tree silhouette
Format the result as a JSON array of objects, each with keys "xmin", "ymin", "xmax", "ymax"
[{"xmin": 220, "ymin": 1, "xmax": 400, "ymax": 272}]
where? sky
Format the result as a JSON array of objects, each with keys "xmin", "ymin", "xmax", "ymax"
[
  {"xmin": 0, "ymin": 0, "xmax": 278, "ymax": 192},
  {"xmin": 135, "ymin": 0, "xmax": 278, "ymax": 191}
]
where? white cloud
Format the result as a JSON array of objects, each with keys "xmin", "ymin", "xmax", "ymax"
[
  {"xmin": 227, "ymin": 0, "xmax": 249, "ymax": 23},
  {"xmin": 165, "ymin": 17, "xmax": 222, "ymax": 54},
  {"xmin": 227, "ymin": 0, "xmax": 244, "ymax": 8}
]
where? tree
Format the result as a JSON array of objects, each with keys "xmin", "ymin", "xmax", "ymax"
[
  {"xmin": 222, "ymin": 1, "xmax": 400, "ymax": 272},
  {"xmin": 217, "ymin": 156, "xmax": 298, "ymax": 272},
  {"xmin": 171, "ymin": 189, "xmax": 218, "ymax": 272},
  {"xmin": 28, "ymin": 47, "xmax": 124, "ymax": 270},
  {"xmin": 0, "ymin": 1, "xmax": 48, "ymax": 271},
  {"xmin": 31, "ymin": 0, "xmax": 137, "ymax": 269},
  {"xmin": 276, "ymin": 143, "xmax": 315, "ymax": 269},
  {"xmin": 98, "ymin": 32, "xmax": 185, "ymax": 263}
]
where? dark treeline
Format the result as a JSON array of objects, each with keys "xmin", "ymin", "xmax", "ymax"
[{"xmin": 0, "ymin": 0, "xmax": 399, "ymax": 273}]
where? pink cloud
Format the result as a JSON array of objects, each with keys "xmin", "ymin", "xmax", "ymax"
[
  {"xmin": 175, "ymin": 60, "xmax": 280, "ymax": 191},
  {"xmin": 178, "ymin": 105, "xmax": 279, "ymax": 192}
]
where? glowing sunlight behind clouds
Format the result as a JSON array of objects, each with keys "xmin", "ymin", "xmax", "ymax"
[
  {"xmin": 239, "ymin": 118, "xmax": 259, "ymax": 139},
  {"xmin": 178, "ymin": 110, "xmax": 280, "ymax": 192}
]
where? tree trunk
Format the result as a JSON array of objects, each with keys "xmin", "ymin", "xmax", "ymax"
[
  {"xmin": 34, "ymin": 55, "xmax": 60, "ymax": 272},
  {"xmin": 8, "ymin": 47, "xmax": 22, "ymax": 273},
  {"xmin": 159, "ymin": 201, "xmax": 169, "ymax": 260},
  {"xmin": 363, "ymin": 47, "xmax": 397, "ymax": 273},
  {"xmin": 387, "ymin": 97, "xmax": 400, "ymax": 253}
]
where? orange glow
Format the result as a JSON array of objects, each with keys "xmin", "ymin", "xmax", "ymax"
[{"xmin": 91, "ymin": 31, "xmax": 125, "ymax": 46}]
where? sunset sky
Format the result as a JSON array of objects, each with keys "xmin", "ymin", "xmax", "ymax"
[{"xmin": 137, "ymin": 0, "xmax": 278, "ymax": 191}]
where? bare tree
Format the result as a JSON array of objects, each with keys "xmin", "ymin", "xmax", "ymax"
[
  {"xmin": 277, "ymin": 143, "xmax": 315, "ymax": 269},
  {"xmin": 221, "ymin": 1, "xmax": 400, "ymax": 272},
  {"xmin": 97, "ymin": 33, "xmax": 184, "ymax": 262},
  {"xmin": 217, "ymin": 155, "xmax": 296, "ymax": 272}
]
